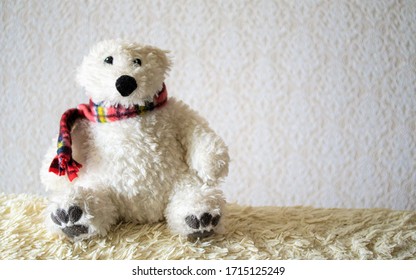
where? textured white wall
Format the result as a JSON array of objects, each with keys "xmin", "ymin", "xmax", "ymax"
[{"xmin": 1, "ymin": 0, "xmax": 415, "ymax": 210}]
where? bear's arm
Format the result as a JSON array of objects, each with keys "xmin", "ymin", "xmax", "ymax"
[{"xmin": 171, "ymin": 99, "xmax": 229, "ymax": 185}]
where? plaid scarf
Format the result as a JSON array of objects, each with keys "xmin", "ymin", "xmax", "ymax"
[{"xmin": 49, "ymin": 84, "xmax": 168, "ymax": 182}]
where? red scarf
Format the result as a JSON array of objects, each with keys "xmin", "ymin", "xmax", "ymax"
[{"xmin": 49, "ymin": 84, "xmax": 168, "ymax": 182}]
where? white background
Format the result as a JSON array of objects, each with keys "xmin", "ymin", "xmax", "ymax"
[{"xmin": 1, "ymin": 0, "xmax": 415, "ymax": 210}]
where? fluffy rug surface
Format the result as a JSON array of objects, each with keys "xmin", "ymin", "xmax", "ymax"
[{"xmin": 0, "ymin": 193, "xmax": 415, "ymax": 260}]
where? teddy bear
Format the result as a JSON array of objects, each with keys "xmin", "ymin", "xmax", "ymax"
[{"xmin": 40, "ymin": 39, "xmax": 229, "ymax": 241}]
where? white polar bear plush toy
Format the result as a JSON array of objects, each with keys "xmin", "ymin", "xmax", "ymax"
[{"xmin": 40, "ymin": 40, "xmax": 229, "ymax": 241}]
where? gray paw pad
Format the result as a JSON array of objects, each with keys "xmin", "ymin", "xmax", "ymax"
[
  {"xmin": 51, "ymin": 205, "xmax": 88, "ymax": 238},
  {"xmin": 185, "ymin": 213, "xmax": 221, "ymax": 239},
  {"xmin": 188, "ymin": 230, "xmax": 214, "ymax": 239},
  {"xmin": 185, "ymin": 215, "xmax": 200, "ymax": 229},
  {"xmin": 62, "ymin": 224, "xmax": 88, "ymax": 238}
]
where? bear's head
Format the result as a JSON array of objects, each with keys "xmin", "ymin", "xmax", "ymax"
[{"xmin": 77, "ymin": 40, "xmax": 171, "ymax": 107}]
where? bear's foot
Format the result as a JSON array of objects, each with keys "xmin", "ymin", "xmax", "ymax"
[
  {"xmin": 185, "ymin": 213, "xmax": 220, "ymax": 240},
  {"xmin": 51, "ymin": 205, "xmax": 89, "ymax": 238}
]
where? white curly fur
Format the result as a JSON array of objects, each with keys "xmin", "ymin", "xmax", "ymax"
[{"xmin": 40, "ymin": 39, "xmax": 229, "ymax": 240}]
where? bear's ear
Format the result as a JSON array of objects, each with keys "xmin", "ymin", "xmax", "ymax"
[{"xmin": 141, "ymin": 45, "xmax": 172, "ymax": 72}]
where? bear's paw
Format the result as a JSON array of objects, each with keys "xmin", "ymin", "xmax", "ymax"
[
  {"xmin": 50, "ymin": 205, "xmax": 89, "ymax": 238},
  {"xmin": 185, "ymin": 212, "xmax": 221, "ymax": 240}
]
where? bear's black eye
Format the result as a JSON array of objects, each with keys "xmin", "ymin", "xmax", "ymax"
[
  {"xmin": 104, "ymin": 56, "xmax": 113, "ymax": 64},
  {"xmin": 133, "ymin": 58, "xmax": 141, "ymax": 66}
]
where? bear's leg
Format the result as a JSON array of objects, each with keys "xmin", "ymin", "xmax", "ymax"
[
  {"xmin": 165, "ymin": 176, "xmax": 226, "ymax": 239},
  {"xmin": 46, "ymin": 186, "xmax": 119, "ymax": 240}
]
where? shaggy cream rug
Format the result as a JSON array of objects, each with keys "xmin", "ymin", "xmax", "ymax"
[{"xmin": 0, "ymin": 193, "xmax": 415, "ymax": 260}]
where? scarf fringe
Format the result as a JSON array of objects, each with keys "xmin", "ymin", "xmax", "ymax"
[{"xmin": 49, "ymin": 156, "xmax": 83, "ymax": 182}]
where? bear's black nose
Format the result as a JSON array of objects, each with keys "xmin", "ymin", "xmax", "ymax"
[{"xmin": 115, "ymin": 75, "xmax": 137, "ymax": 97}]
